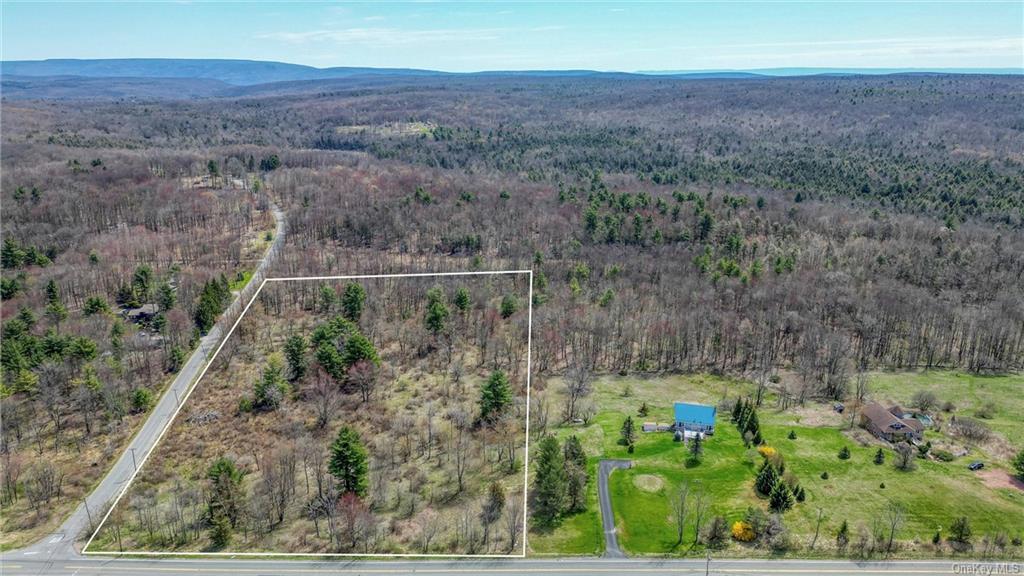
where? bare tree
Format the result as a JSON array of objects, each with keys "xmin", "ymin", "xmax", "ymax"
[
  {"xmin": 561, "ymin": 363, "xmax": 594, "ymax": 422},
  {"xmin": 671, "ymin": 481, "xmax": 691, "ymax": 546},
  {"xmin": 883, "ymin": 500, "xmax": 905, "ymax": 554}
]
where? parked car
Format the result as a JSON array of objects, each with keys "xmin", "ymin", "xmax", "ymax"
[{"xmin": 968, "ymin": 461, "xmax": 984, "ymax": 471}]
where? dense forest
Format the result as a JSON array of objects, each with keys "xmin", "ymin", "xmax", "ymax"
[{"xmin": 2, "ymin": 73, "xmax": 1023, "ymax": 548}]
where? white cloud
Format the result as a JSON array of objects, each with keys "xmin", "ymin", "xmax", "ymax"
[{"xmin": 258, "ymin": 27, "xmax": 505, "ymax": 47}]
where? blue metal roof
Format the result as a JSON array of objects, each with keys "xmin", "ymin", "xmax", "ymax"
[{"xmin": 673, "ymin": 402, "xmax": 716, "ymax": 425}]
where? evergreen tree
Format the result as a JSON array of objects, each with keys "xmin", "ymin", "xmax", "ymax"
[
  {"xmin": 620, "ymin": 416, "xmax": 636, "ymax": 446},
  {"xmin": 874, "ymin": 448, "xmax": 885, "ymax": 465},
  {"xmin": 836, "ymin": 520, "xmax": 850, "ymax": 550},
  {"xmin": 157, "ymin": 282, "xmax": 176, "ymax": 311},
  {"xmin": 689, "ymin": 433, "xmax": 704, "ymax": 460},
  {"xmin": 424, "ymin": 287, "xmax": 450, "ymax": 335},
  {"xmin": 284, "ymin": 334, "xmax": 308, "ymax": 381},
  {"xmin": 480, "ymin": 370, "xmax": 513, "ymax": 423},
  {"xmin": 253, "ymin": 354, "xmax": 288, "ymax": 411},
  {"xmin": 454, "ymin": 287, "xmax": 471, "ymax": 313},
  {"xmin": 769, "ymin": 478, "xmax": 795, "ymax": 512},
  {"xmin": 329, "ymin": 426, "xmax": 369, "ymax": 497},
  {"xmin": 838, "ymin": 446, "xmax": 851, "ymax": 460},
  {"xmin": 731, "ymin": 397, "xmax": 743, "ymax": 422},
  {"xmin": 755, "ymin": 461, "xmax": 780, "ymax": 495},
  {"xmin": 532, "ymin": 435, "xmax": 566, "ymax": 524},
  {"xmin": 563, "ymin": 435, "xmax": 588, "ymax": 513},
  {"xmin": 207, "ymin": 457, "xmax": 246, "ymax": 528},
  {"xmin": 500, "ymin": 294, "xmax": 518, "ymax": 319},
  {"xmin": 341, "ymin": 282, "xmax": 366, "ymax": 322},
  {"xmin": 341, "ymin": 331, "xmax": 380, "ymax": 370}
]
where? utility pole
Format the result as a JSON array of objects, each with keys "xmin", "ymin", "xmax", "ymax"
[
  {"xmin": 706, "ymin": 549, "xmax": 711, "ymax": 576},
  {"xmin": 83, "ymin": 497, "xmax": 93, "ymax": 529}
]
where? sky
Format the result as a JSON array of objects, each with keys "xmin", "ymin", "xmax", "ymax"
[{"xmin": 2, "ymin": 1, "xmax": 1022, "ymax": 72}]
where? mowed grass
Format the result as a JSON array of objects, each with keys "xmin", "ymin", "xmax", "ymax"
[
  {"xmin": 532, "ymin": 372, "xmax": 1024, "ymax": 557},
  {"xmin": 869, "ymin": 371, "xmax": 1024, "ymax": 440}
]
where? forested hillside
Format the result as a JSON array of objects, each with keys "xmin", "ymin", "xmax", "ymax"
[{"xmin": 2, "ymin": 73, "xmax": 1023, "ymax": 549}]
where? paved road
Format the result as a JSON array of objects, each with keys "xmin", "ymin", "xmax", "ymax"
[
  {"xmin": 597, "ymin": 459, "xmax": 632, "ymax": 558},
  {"xmin": 0, "ymin": 556, "xmax": 984, "ymax": 575},
  {"xmin": 5, "ymin": 203, "xmax": 285, "ymax": 563}
]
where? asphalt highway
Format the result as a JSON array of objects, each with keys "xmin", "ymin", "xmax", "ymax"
[{"xmin": 0, "ymin": 556, "xmax": 993, "ymax": 576}]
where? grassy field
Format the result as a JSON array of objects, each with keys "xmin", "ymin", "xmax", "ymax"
[{"xmin": 529, "ymin": 372, "xmax": 1024, "ymax": 558}]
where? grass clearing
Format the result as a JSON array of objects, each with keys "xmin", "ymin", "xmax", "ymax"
[{"xmin": 535, "ymin": 371, "xmax": 1024, "ymax": 558}]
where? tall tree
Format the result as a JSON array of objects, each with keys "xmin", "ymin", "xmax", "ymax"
[
  {"xmin": 284, "ymin": 334, "xmax": 308, "ymax": 382},
  {"xmin": 341, "ymin": 282, "xmax": 366, "ymax": 322},
  {"xmin": 480, "ymin": 370, "xmax": 513, "ymax": 424},
  {"xmin": 531, "ymin": 435, "xmax": 565, "ymax": 525},
  {"xmin": 329, "ymin": 426, "xmax": 368, "ymax": 497}
]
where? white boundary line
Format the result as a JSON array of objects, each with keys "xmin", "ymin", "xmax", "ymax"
[{"xmin": 83, "ymin": 270, "xmax": 533, "ymax": 559}]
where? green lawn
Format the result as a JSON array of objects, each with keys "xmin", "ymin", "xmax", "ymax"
[{"xmin": 531, "ymin": 372, "xmax": 1024, "ymax": 557}]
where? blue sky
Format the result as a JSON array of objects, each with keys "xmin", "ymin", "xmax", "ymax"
[{"xmin": 2, "ymin": 2, "xmax": 1021, "ymax": 71}]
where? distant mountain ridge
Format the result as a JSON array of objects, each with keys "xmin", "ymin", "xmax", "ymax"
[{"xmin": 6, "ymin": 58, "xmax": 1016, "ymax": 87}]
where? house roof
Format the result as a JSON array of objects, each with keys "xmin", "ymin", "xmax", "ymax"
[
  {"xmin": 673, "ymin": 402, "xmax": 716, "ymax": 425},
  {"xmin": 861, "ymin": 402, "xmax": 921, "ymax": 435}
]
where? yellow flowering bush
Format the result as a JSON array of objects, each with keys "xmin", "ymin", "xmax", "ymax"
[{"xmin": 732, "ymin": 520, "xmax": 756, "ymax": 542}]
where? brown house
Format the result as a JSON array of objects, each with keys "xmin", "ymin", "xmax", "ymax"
[{"xmin": 859, "ymin": 402, "xmax": 924, "ymax": 442}]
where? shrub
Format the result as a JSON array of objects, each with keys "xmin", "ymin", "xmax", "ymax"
[
  {"xmin": 974, "ymin": 402, "xmax": 996, "ymax": 419},
  {"xmin": 732, "ymin": 521, "xmax": 756, "ymax": 542},
  {"xmin": 838, "ymin": 446, "xmax": 851, "ymax": 460},
  {"xmin": 130, "ymin": 388, "xmax": 154, "ymax": 414},
  {"xmin": 821, "ymin": 471, "xmax": 829, "ymax": 480},
  {"xmin": 949, "ymin": 516, "xmax": 972, "ymax": 544},
  {"xmin": 933, "ymin": 449, "xmax": 955, "ymax": 462},
  {"xmin": 1013, "ymin": 448, "xmax": 1024, "ymax": 481},
  {"xmin": 703, "ymin": 516, "xmax": 730, "ymax": 549},
  {"xmin": 757, "ymin": 446, "xmax": 777, "ymax": 460},
  {"xmin": 787, "ymin": 430, "xmax": 797, "ymax": 440},
  {"xmin": 237, "ymin": 396, "xmax": 253, "ymax": 413}
]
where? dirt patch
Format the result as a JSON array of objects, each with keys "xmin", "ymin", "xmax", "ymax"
[
  {"xmin": 634, "ymin": 474, "xmax": 665, "ymax": 492},
  {"xmin": 979, "ymin": 469, "xmax": 1024, "ymax": 492}
]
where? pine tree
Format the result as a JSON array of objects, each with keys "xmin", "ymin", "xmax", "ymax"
[
  {"xmin": 620, "ymin": 416, "xmax": 636, "ymax": 446},
  {"xmin": 563, "ymin": 436, "xmax": 588, "ymax": 512},
  {"xmin": 480, "ymin": 370, "xmax": 513, "ymax": 423},
  {"xmin": 731, "ymin": 397, "xmax": 743, "ymax": 422},
  {"xmin": 689, "ymin": 433, "xmax": 704, "ymax": 460},
  {"xmin": 532, "ymin": 435, "xmax": 566, "ymax": 524},
  {"xmin": 341, "ymin": 331, "xmax": 380, "ymax": 370},
  {"xmin": 838, "ymin": 446, "xmax": 851, "ymax": 460},
  {"xmin": 424, "ymin": 287, "xmax": 450, "ymax": 335},
  {"xmin": 755, "ymin": 461, "xmax": 780, "ymax": 495},
  {"xmin": 253, "ymin": 354, "xmax": 288, "ymax": 411},
  {"xmin": 284, "ymin": 334, "xmax": 308, "ymax": 381},
  {"xmin": 836, "ymin": 520, "xmax": 850, "ymax": 550},
  {"xmin": 454, "ymin": 287, "xmax": 471, "ymax": 313},
  {"xmin": 769, "ymin": 478, "xmax": 795, "ymax": 512},
  {"xmin": 341, "ymin": 282, "xmax": 366, "ymax": 322},
  {"xmin": 874, "ymin": 448, "xmax": 885, "ymax": 465},
  {"xmin": 329, "ymin": 426, "xmax": 369, "ymax": 497}
]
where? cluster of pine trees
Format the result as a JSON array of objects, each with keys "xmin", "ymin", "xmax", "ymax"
[
  {"xmin": 732, "ymin": 398, "xmax": 805, "ymax": 513},
  {"xmin": 531, "ymin": 435, "xmax": 588, "ymax": 525},
  {"xmin": 731, "ymin": 398, "xmax": 764, "ymax": 446},
  {"xmin": 193, "ymin": 275, "xmax": 233, "ymax": 334}
]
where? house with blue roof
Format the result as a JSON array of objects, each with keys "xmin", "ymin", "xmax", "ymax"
[{"xmin": 673, "ymin": 402, "xmax": 716, "ymax": 435}]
